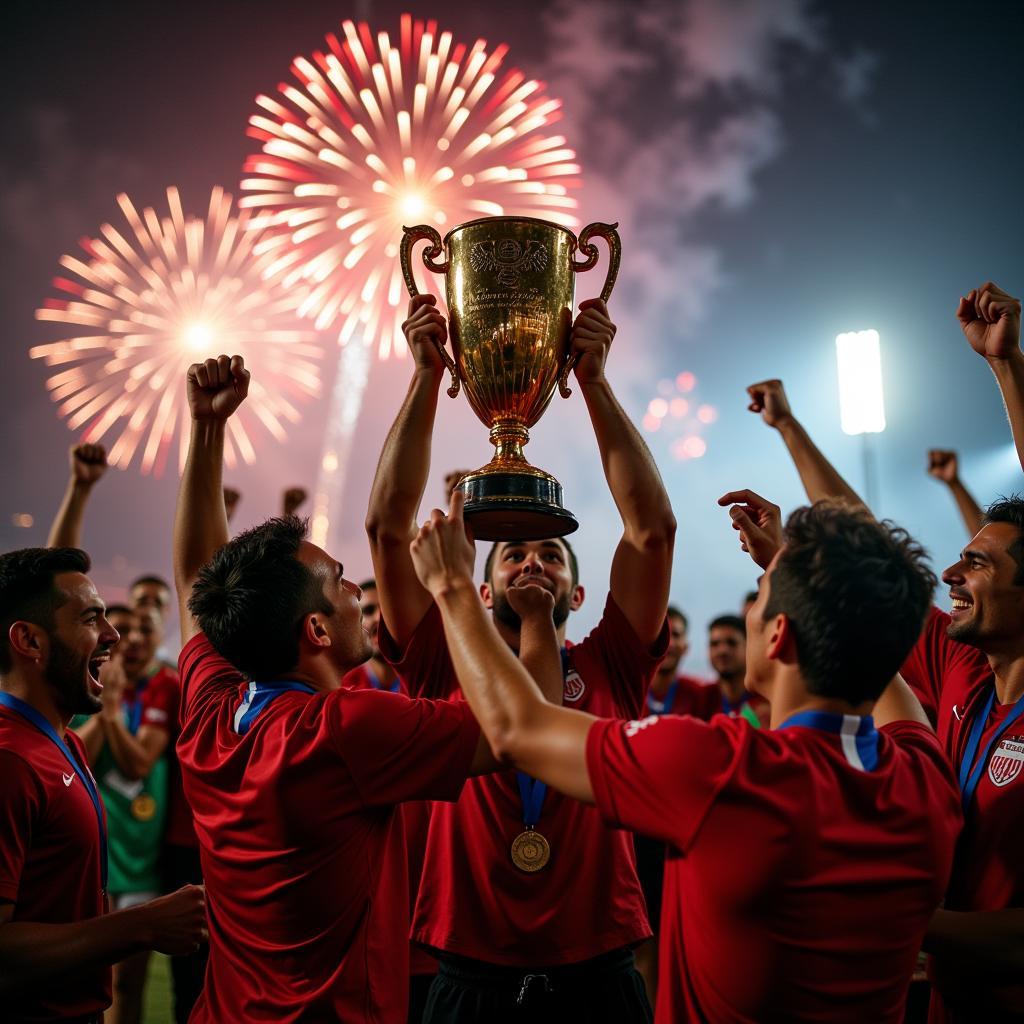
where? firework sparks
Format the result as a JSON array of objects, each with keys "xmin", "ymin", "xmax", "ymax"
[
  {"xmin": 241, "ymin": 12, "xmax": 581, "ymax": 357},
  {"xmin": 643, "ymin": 372, "xmax": 717, "ymax": 461},
  {"xmin": 31, "ymin": 187, "xmax": 322, "ymax": 476}
]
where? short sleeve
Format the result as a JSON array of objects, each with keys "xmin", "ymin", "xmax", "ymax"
[
  {"xmin": 900, "ymin": 607, "xmax": 990, "ymax": 722},
  {"xmin": 586, "ymin": 713, "xmax": 744, "ymax": 852},
  {"xmin": 378, "ymin": 604, "xmax": 457, "ymax": 699},
  {"xmin": 327, "ymin": 688, "xmax": 480, "ymax": 807},
  {"xmin": 178, "ymin": 634, "xmax": 246, "ymax": 722},
  {"xmin": 574, "ymin": 595, "xmax": 669, "ymax": 717},
  {"xmin": 0, "ymin": 752, "xmax": 42, "ymax": 903},
  {"xmin": 140, "ymin": 670, "xmax": 181, "ymax": 733}
]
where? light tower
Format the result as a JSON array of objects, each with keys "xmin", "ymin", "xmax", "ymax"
[{"xmin": 835, "ymin": 328, "xmax": 886, "ymax": 508}]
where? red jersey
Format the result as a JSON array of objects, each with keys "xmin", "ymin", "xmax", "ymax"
[
  {"xmin": 647, "ymin": 674, "xmax": 767, "ymax": 725},
  {"xmin": 901, "ymin": 607, "xmax": 1024, "ymax": 1021},
  {"xmin": 342, "ymin": 662, "xmax": 437, "ymax": 978},
  {"xmin": 0, "ymin": 706, "xmax": 110, "ymax": 1021},
  {"xmin": 177, "ymin": 635, "xmax": 480, "ymax": 1024},
  {"xmin": 381, "ymin": 594, "xmax": 667, "ymax": 966},
  {"xmin": 587, "ymin": 712, "xmax": 961, "ymax": 1023}
]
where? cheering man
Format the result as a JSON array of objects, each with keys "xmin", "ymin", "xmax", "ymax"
[{"xmin": 408, "ymin": 489, "xmax": 962, "ymax": 1023}]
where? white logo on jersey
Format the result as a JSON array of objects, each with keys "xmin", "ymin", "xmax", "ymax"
[
  {"xmin": 988, "ymin": 735, "xmax": 1024, "ymax": 788},
  {"xmin": 625, "ymin": 715, "xmax": 660, "ymax": 738},
  {"xmin": 952, "ymin": 704, "xmax": 965, "ymax": 721},
  {"xmin": 62, "ymin": 772, "xmax": 75, "ymax": 787},
  {"xmin": 564, "ymin": 670, "xmax": 585, "ymax": 703}
]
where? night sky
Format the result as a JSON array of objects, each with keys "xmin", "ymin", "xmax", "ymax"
[{"xmin": 2, "ymin": 0, "xmax": 1022, "ymax": 672}]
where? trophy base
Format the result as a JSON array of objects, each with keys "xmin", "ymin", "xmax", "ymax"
[{"xmin": 457, "ymin": 471, "xmax": 579, "ymax": 542}]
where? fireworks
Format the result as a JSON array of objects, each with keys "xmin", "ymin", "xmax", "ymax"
[
  {"xmin": 31, "ymin": 187, "xmax": 322, "ymax": 476},
  {"xmin": 241, "ymin": 13, "xmax": 581, "ymax": 358}
]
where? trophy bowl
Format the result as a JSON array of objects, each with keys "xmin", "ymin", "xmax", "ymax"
[{"xmin": 401, "ymin": 216, "xmax": 620, "ymax": 541}]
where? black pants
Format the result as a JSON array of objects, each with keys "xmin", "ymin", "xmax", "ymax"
[
  {"xmin": 163, "ymin": 843, "xmax": 208, "ymax": 1024},
  {"xmin": 423, "ymin": 948, "xmax": 653, "ymax": 1024}
]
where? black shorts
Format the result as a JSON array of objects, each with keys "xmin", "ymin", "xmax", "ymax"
[{"xmin": 423, "ymin": 947, "xmax": 652, "ymax": 1024}]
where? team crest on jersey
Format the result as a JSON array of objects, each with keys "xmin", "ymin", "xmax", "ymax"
[
  {"xmin": 563, "ymin": 670, "xmax": 585, "ymax": 703},
  {"xmin": 989, "ymin": 735, "xmax": 1024, "ymax": 788}
]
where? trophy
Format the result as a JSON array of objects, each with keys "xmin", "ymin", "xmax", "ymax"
[{"xmin": 400, "ymin": 216, "xmax": 620, "ymax": 541}]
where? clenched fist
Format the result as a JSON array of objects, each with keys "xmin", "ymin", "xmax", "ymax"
[
  {"xmin": 186, "ymin": 355, "xmax": 250, "ymax": 421},
  {"xmin": 957, "ymin": 282, "xmax": 1021, "ymax": 361},
  {"xmin": 69, "ymin": 444, "xmax": 108, "ymax": 486},
  {"xmin": 746, "ymin": 380, "xmax": 794, "ymax": 430},
  {"xmin": 927, "ymin": 450, "xmax": 960, "ymax": 485}
]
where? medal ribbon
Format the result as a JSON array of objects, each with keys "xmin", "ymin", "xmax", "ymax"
[
  {"xmin": 0, "ymin": 691, "xmax": 108, "ymax": 887},
  {"xmin": 125, "ymin": 675, "xmax": 150, "ymax": 734},
  {"xmin": 958, "ymin": 687, "xmax": 1024, "ymax": 810},
  {"xmin": 233, "ymin": 680, "xmax": 316, "ymax": 735},
  {"xmin": 777, "ymin": 710, "xmax": 880, "ymax": 771},
  {"xmin": 514, "ymin": 648, "xmax": 572, "ymax": 829},
  {"xmin": 721, "ymin": 691, "xmax": 763, "ymax": 729},
  {"xmin": 364, "ymin": 666, "xmax": 401, "ymax": 693},
  {"xmin": 646, "ymin": 679, "xmax": 679, "ymax": 716}
]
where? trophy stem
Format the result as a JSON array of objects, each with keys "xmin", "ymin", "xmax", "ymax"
[{"xmin": 489, "ymin": 420, "xmax": 530, "ymax": 467}]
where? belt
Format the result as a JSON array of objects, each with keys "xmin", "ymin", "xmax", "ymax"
[{"xmin": 437, "ymin": 947, "xmax": 636, "ymax": 1006}]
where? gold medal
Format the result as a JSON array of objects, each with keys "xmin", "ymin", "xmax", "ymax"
[
  {"xmin": 130, "ymin": 793, "xmax": 157, "ymax": 822},
  {"xmin": 511, "ymin": 829, "xmax": 550, "ymax": 872}
]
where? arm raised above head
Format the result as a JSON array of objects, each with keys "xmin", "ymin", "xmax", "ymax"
[{"xmin": 173, "ymin": 355, "xmax": 249, "ymax": 647}]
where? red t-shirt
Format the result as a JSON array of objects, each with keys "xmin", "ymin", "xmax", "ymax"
[
  {"xmin": 0, "ymin": 707, "xmax": 110, "ymax": 1021},
  {"xmin": 647, "ymin": 674, "xmax": 768, "ymax": 724},
  {"xmin": 901, "ymin": 607, "xmax": 1024, "ymax": 1021},
  {"xmin": 177, "ymin": 634, "xmax": 480, "ymax": 1024},
  {"xmin": 381, "ymin": 594, "xmax": 667, "ymax": 966},
  {"xmin": 342, "ymin": 662, "xmax": 437, "ymax": 978},
  {"xmin": 587, "ymin": 712, "xmax": 962, "ymax": 1024}
]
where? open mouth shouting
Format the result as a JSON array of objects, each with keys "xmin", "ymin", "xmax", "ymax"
[
  {"xmin": 87, "ymin": 649, "xmax": 111, "ymax": 695},
  {"xmin": 949, "ymin": 589, "xmax": 973, "ymax": 619}
]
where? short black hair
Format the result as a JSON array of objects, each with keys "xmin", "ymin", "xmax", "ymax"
[
  {"xmin": 130, "ymin": 574, "xmax": 170, "ymax": 592},
  {"xmin": 743, "ymin": 590, "xmax": 758, "ymax": 605},
  {"xmin": 104, "ymin": 603, "xmax": 133, "ymax": 620},
  {"xmin": 667, "ymin": 605, "xmax": 688, "ymax": 631},
  {"xmin": 763, "ymin": 501, "xmax": 936, "ymax": 704},
  {"xmin": 357, "ymin": 578, "xmax": 376, "ymax": 593},
  {"xmin": 982, "ymin": 495, "xmax": 1024, "ymax": 586},
  {"xmin": 709, "ymin": 614, "xmax": 746, "ymax": 637},
  {"xmin": 188, "ymin": 517, "xmax": 333, "ymax": 680},
  {"xmin": 483, "ymin": 537, "xmax": 579, "ymax": 587},
  {"xmin": 0, "ymin": 547, "xmax": 91, "ymax": 673}
]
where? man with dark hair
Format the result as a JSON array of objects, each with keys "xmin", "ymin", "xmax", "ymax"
[
  {"xmin": 744, "ymin": 283, "xmax": 1024, "ymax": 1022},
  {"xmin": 408, "ymin": 490, "xmax": 961, "ymax": 1023},
  {"xmin": 129, "ymin": 576, "xmax": 171, "ymax": 617},
  {"xmin": 173, "ymin": 354, "xmax": 495, "ymax": 1023},
  {"xmin": 0, "ymin": 547, "xmax": 206, "ymax": 1021},
  {"xmin": 367, "ymin": 295, "xmax": 675, "ymax": 1021},
  {"xmin": 705, "ymin": 613, "xmax": 768, "ymax": 727}
]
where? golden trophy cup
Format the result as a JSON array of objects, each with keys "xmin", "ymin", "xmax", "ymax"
[{"xmin": 400, "ymin": 216, "xmax": 620, "ymax": 541}]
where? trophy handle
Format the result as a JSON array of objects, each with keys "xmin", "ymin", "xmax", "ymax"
[
  {"xmin": 400, "ymin": 224, "xmax": 460, "ymax": 398},
  {"xmin": 559, "ymin": 222, "xmax": 621, "ymax": 398}
]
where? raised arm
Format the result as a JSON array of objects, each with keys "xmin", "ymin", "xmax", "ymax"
[
  {"xmin": 747, "ymin": 379, "xmax": 864, "ymax": 506},
  {"xmin": 173, "ymin": 355, "xmax": 249, "ymax": 646},
  {"xmin": 957, "ymin": 282, "xmax": 1024, "ymax": 472},
  {"xmin": 410, "ymin": 493, "xmax": 597, "ymax": 802},
  {"xmin": 47, "ymin": 444, "xmax": 108, "ymax": 548},
  {"xmin": 573, "ymin": 299, "xmax": 675, "ymax": 645},
  {"xmin": 927, "ymin": 449, "xmax": 984, "ymax": 537},
  {"xmin": 365, "ymin": 295, "xmax": 449, "ymax": 646}
]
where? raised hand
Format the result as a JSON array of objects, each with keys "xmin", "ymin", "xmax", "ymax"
[
  {"xmin": 506, "ymin": 577, "xmax": 556, "ymax": 623},
  {"xmin": 282, "ymin": 487, "xmax": 307, "ymax": 517},
  {"xmin": 957, "ymin": 282, "xmax": 1021, "ymax": 361},
  {"xmin": 927, "ymin": 449, "xmax": 960, "ymax": 485},
  {"xmin": 718, "ymin": 489, "xmax": 784, "ymax": 569},
  {"xmin": 570, "ymin": 298, "xmax": 616, "ymax": 383},
  {"xmin": 402, "ymin": 294, "xmax": 449, "ymax": 373},
  {"xmin": 141, "ymin": 884, "xmax": 208, "ymax": 956},
  {"xmin": 69, "ymin": 443, "xmax": 108, "ymax": 486},
  {"xmin": 746, "ymin": 379, "xmax": 795, "ymax": 429},
  {"xmin": 185, "ymin": 355, "xmax": 250, "ymax": 421},
  {"xmin": 98, "ymin": 657, "xmax": 128, "ymax": 718},
  {"xmin": 444, "ymin": 469, "xmax": 471, "ymax": 503},
  {"xmin": 409, "ymin": 490, "xmax": 476, "ymax": 597}
]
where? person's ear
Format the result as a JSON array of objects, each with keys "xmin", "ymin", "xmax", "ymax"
[
  {"xmin": 765, "ymin": 613, "xmax": 797, "ymax": 665},
  {"xmin": 8, "ymin": 621, "xmax": 46, "ymax": 664},
  {"xmin": 480, "ymin": 581, "xmax": 494, "ymax": 609},
  {"xmin": 301, "ymin": 614, "xmax": 332, "ymax": 650},
  {"xmin": 569, "ymin": 585, "xmax": 585, "ymax": 612}
]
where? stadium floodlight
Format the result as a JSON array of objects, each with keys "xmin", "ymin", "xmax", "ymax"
[{"xmin": 835, "ymin": 329, "xmax": 886, "ymax": 436}]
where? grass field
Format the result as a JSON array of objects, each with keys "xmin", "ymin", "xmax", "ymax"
[{"xmin": 141, "ymin": 953, "xmax": 174, "ymax": 1023}]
